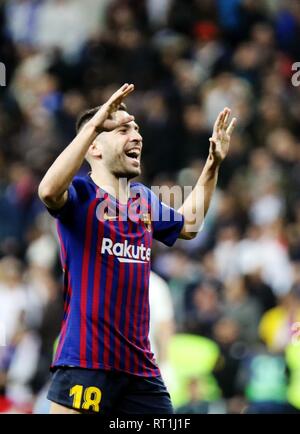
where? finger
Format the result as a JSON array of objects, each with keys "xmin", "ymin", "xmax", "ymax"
[
  {"xmin": 223, "ymin": 108, "xmax": 231, "ymax": 129},
  {"xmin": 109, "ymin": 100, "xmax": 122, "ymax": 112},
  {"xmin": 110, "ymin": 83, "xmax": 130, "ymax": 101},
  {"xmin": 102, "ymin": 119, "xmax": 119, "ymax": 131},
  {"xmin": 219, "ymin": 108, "xmax": 230, "ymax": 130},
  {"xmin": 107, "ymin": 83, "xmax": 134, "ymax": 105},
  {"xmin": 219, "ymin": 110, "xmax": 226, "ymax": 131},
  {"xmin": 116, "ymin": 83, "xmax": 134, "ymax": 100},
  {"xmin": 114, "ymin": 88, "xmax": 133, "ymax": 107},
  {"xmin": 219, "ymin": 110, "xmax": 228, "ymax": 133},
  {"xmin": 226, "ymin": 117, "xmax": 237, "ymax": 136},
  {"xmin": 113, "ymin": 85, "xmax": 134, "ymax": 103},
  {"xmin": 122, "ymin": 84, "xmax": 135, "ymax": 98},
  {"xmin": 107, "ymin": 96, "xmax": 127, "ymax": 116},
  {"xmin": 107, "ymin": 85, "xmax": 135, "ymax": 115},
  {"xmin": 118, "ymin": 115, "xmax": 135, "ymax": 125},
  {"xmin": 107, "ymin": 100, "xmax": 133, "ymax": 118},
  {"xmin": 103, "ymin": 115, "xmax": 135, "ymax": 131},
  {"xmin": 214, "ymin": 111, "xmax": 224, "ymax": 133}
]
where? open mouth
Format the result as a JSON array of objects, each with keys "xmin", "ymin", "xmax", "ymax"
[{"xmin": 124, "ymin": 149, "xmax": 141, "ymax": 163}]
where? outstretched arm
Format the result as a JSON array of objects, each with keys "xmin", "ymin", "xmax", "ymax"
[
  {"xmin": 38, "ymin": 83, "xmax": 135, "ymax": 210},
  {"xmin": 178, "ymin": 107, "xmax": 237, "ymax": 239}
]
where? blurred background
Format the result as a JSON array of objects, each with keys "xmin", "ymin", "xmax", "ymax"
[{"xmin": 1, "ymin": 0, "xmax": 300, "ymax": 414}]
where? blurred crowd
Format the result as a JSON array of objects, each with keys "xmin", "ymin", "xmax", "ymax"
[{"xmin": 1, "ymin": 0, "xmax": 300, "ymax": 414}]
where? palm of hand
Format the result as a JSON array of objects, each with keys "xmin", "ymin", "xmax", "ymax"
[
  {"xmin": 94, "ymin": 84, "xmax": 135, "ymax": 132},
  {"xmin": 209, "ymin": 108, "xmax": 237, "ymax": 163}
]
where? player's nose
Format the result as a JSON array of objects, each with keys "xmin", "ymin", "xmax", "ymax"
[{"xmin": 130, "ymin": 130, "xmax": 143, "ymax": 144}]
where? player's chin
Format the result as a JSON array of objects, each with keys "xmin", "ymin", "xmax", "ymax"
[
  {"xmin": 125, "ymin": 166, "xmax": 141, "ymax": 179},
  {"xmin": 115, "ymin": 166, "xmax": 140, "ymax": 180},
  {"xmin": 123, "ymin": 160, "xmax": 141, "ymax": 178}
]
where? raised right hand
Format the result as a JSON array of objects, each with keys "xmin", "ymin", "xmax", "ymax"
[{"xmin": 91, "ymin": 83, "xmax": 135, "ymax": 132}]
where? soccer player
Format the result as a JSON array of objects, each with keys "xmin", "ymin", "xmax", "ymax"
[{"xmin": 38, "ymin": 83, "xmax": 236, "ymax": 414}]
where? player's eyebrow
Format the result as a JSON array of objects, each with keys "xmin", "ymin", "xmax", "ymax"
[{"xmin": 118, "ymin": 122, "xmax": 140, "ymax": 131}]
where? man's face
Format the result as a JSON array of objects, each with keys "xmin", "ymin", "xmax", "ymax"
[{"xmin": 95, "ymin": 110, "xmax": 143, "ymax": 179}]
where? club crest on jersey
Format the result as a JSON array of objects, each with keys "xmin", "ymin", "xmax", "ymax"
[
  {"xmin": 141, "ymin": 213, "xmax": 152, "ymax": 232},
  {"xmin": 101, "ymin": 238, "xmax": 151, "ymax": 264}
]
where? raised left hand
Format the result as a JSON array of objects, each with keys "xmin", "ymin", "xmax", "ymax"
[{"xmin": 209, "ymin": 107, "xmax": 237, "ymax": 164}]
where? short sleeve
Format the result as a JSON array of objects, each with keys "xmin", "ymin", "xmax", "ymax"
[
  {"xmin": 46, "ymin": 182, "xmax": 79, "ymax": 222},
  {"xmin": 149, "ymin": 189, "xmax": 184, "ymax": 247}
]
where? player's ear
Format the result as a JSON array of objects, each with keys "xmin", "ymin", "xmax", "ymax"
[{"xmin": 89, "ymin": 138, "xmax": 103, "ymax": 159}]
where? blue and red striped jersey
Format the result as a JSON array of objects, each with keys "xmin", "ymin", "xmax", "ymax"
[{"xmin": 47, "ymin": 175, "xmax": 184, "ymax": 377}]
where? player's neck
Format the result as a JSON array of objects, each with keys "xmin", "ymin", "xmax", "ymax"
[{"xmin": 90, "ymin": 170, "xmax": 130, "ymax": 204}]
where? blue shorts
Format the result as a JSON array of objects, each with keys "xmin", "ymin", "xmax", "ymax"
[{"xmin": 47, "ymin": 367, "xmax": 174, "ymax": 415}]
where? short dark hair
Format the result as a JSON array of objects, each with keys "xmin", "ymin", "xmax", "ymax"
[{"xmin": 76, "ymin": 102, "xmax": 128, "ymax": 133}]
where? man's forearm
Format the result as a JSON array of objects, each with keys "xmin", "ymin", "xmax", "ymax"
[
  {"xmin": 38, "ymin": 122, "xmax": 98, "ymax": 208},
  {"xmin": 38, "ymin": 84, "xmax": 135, "ymax": 209},
  {"xmin": 178, "ymin": 156, "xmax": 220, "ymax": 239},
  {"xmin": 178, "ymin": 107, "xmax": 236, "ymax": 239},
  {"xmin": 197, "ymin": 155, "xmax": 220, "ymax": 216}
]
